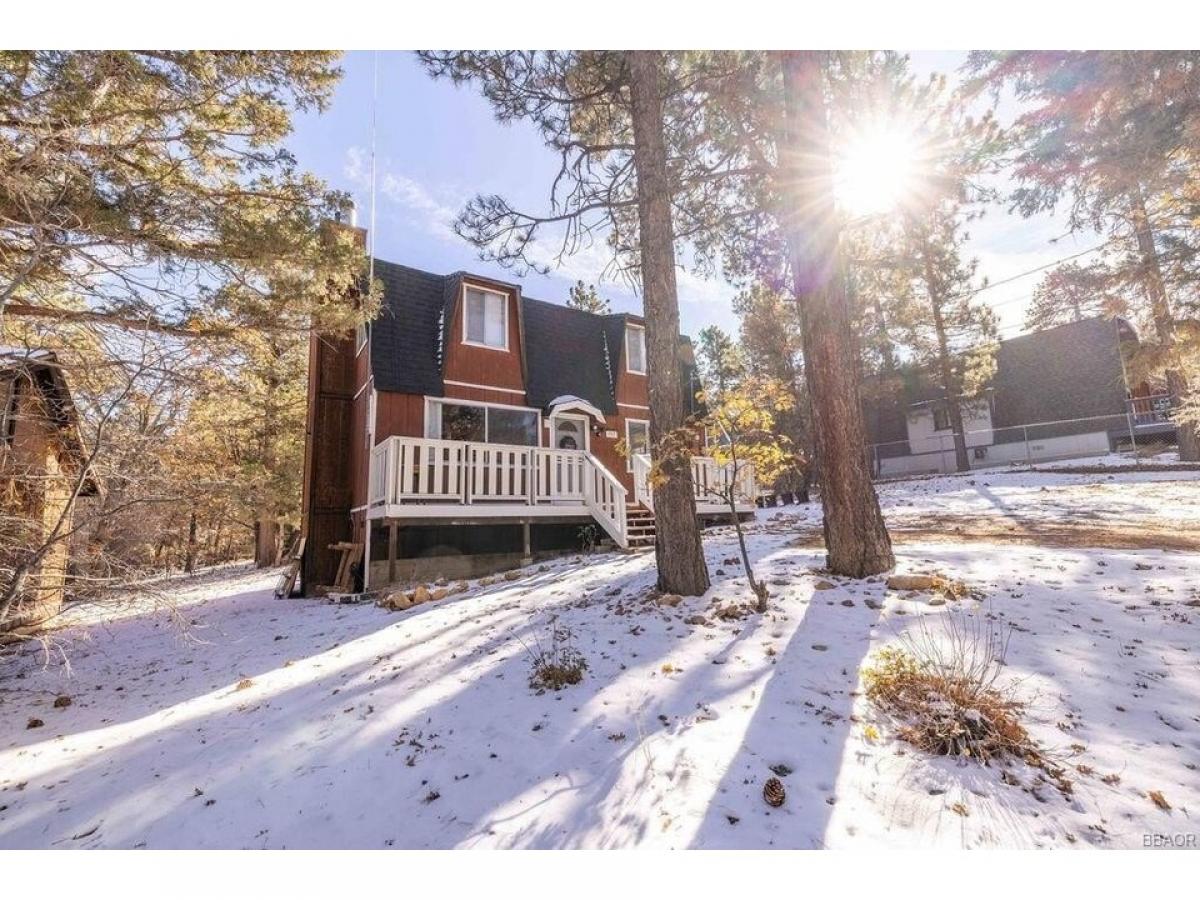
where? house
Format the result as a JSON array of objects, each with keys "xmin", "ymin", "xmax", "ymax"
[
  {"xmin": 864, "ymin": 316, "xmax": 1174, "ymax": 477},
  {"xmin": 300, "ymin": 258, "xmax": 755, "ymax": 593},
  {"xmin": 0, "ymin": 348, "xmax": 93, "ymax": 634}
]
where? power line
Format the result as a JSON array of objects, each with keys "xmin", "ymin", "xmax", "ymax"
[
  {"xmin": 951, "ymin": 238, "xmax": 1115, "ymax": 304},
  {"xmin": 940, "ymin": 206, "xmax": 1189, "ymax": 307}
]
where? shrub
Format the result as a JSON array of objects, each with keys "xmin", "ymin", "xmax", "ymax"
[
  {"xmin": 525, "ymin": 618, "xmax": 588, "ymax": 691},
  {"xmin": 577, "ymin": 524, "xmax": 599, "ymax": 553},
  {"xmin": 861, "ymin": 611, "xmax": 1046, "ymax": 768}
]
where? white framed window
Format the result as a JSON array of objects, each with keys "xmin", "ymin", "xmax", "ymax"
[
  {"xmin": 624, "ymin": 418, "xmax": 650, "ymax": 471},
  {"xmin": 625, "ymin": 324, "xmax": 646, "ymax": 374},
  {"xmin": 425, "ymin": 397, "xmax": 540, "ymax": 446},
  {"xmin": 463, "ymin": 286, "xmax": 508, "ymax": 351}
]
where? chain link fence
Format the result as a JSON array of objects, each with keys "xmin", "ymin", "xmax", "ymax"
[{"xmin": 867, "ymin": 399, "xmax": 1179, "ymax": 479}]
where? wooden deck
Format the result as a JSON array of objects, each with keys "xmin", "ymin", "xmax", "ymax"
[{"xmin": 367, "ymin": 437, "xmax": 755, "ymax": 549}]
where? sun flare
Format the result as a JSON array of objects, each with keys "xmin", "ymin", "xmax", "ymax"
[{"xmin": 834, "ymin": 125, "xmax": 921, "ymax": 218}]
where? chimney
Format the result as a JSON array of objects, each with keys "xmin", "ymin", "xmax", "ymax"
[{"xmin": 324, "ymin": 196, "xmax": 367, "ymax": 249}]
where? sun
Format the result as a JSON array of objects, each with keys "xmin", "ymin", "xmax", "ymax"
[{"xmin": 833, "ymin": 124, "xmax": 921, "ymax": 219}]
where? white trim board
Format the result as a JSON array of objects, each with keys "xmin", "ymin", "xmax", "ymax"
[
  {"xmin": 369, "ymin": 503, "xmax": 593, "ymax": 521},
  {"xmin": 443, "ymin": 379, "xmax": 526, "ymax": 396}
]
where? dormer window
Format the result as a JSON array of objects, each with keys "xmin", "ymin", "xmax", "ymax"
[
  {"xmin": 625, "ymin": 324, "xmax": 646, "ymax": 375},
  {"xmin": 463, "ymin": 286, "xmax": 508, "ymax": 350}
]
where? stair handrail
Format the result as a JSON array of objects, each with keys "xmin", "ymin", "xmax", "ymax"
[{"xmin": 582, "ymin": 451, "xmax": 628, "ymax": 549}]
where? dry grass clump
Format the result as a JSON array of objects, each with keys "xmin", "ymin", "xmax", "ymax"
[
  {"xmin": 524, "ymin": 619, "xmax": 588, "ymax": 692},
  {"xmin": 863, "ymin": 647, "xmax": 1031, "ymax": 762},
  {"xmin": 862, "ymin": 611, "xmax": 1045, "ymax": 768}
]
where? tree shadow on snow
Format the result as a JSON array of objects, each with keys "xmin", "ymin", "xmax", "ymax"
[{"xmin": 687, "ymin": 586, "xmax": 885, "ymax": 848}]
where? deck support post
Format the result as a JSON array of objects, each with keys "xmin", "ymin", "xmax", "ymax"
[
  {"xmin": 521, "ymin": 521, "xmax": 533, "ymax": 566},
  {"xmin": 387, "ymin": 521, "xmax": 398, "ymax": 586}
]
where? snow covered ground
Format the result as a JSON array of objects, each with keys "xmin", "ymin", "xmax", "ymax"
[
  {"xmin": 2, "ymin": 469, "xmax": 1198, "ymax": 849},
  {"xmin": 773, "ymin": 461, "xmax": 1200, "ymax": 536}
]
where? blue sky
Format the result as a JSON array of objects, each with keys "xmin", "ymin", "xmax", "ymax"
[{"xmin": 288, "ymin": 51, "xmax": 1095, "ymax": 341}]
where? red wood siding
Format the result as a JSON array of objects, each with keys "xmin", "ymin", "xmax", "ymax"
[{"xmin": 375, "ymin": 392, "xmax": 425, "ymax": 439}]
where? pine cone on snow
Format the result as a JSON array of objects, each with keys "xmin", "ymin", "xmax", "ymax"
[{"xmin": 763, "ymin": 776, "xmax": 786, "ymax": 808}]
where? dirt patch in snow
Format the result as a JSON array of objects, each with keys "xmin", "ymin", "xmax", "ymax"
[{"xmin": 789, "ymin": 516, "xmax": 1200, "ymax": 551}]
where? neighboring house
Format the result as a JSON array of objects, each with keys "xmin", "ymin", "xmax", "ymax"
[
  {"xmin": 864, "ymin": 317, "xmax": 1174, "ymax": 477},
  {"xmin": 0, "ymin": 348, "xmax": 93, "ymax": 634},
  {"xmin": 301, "ymin": 258, "xmax": 754, "ymax": 593}
]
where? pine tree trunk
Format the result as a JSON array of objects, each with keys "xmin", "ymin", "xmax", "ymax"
[
  {"xmin": 626, "ymin": 50, "xmax": 710, "ymax": 597},
  {"xmin": 1128, "ymin": 189, "xmax": 1199, "ymax": 461},
  {"xmin": 778, "ymin": 51, "xmax": 894, "ymax": 578},
  {"xmin": 185, "ymin": 506, "xmax": 198, "ymax": 573},
  {"xmin": 919, "ymin": 234, "xmax": 971, "ymax": 473}
]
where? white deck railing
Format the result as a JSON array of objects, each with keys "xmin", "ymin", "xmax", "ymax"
[
  {"xmin": 632, "ymin": 453, "xmax": 755, "ymax": 514},
  {"xmin": 369, "ymin": 436, "xmax": 628, "ymax": 548}
]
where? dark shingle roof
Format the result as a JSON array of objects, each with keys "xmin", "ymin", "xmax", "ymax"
[
  {"xmin": 438, "ymin": 273, "xmax": 464, "ymax": 368},
  {"xmin": 991, "ymin": 316, "xmax": 1129, "ymax": 428},
  {"xmin": 369, "ymin": 259, "xmax": 447, "ymax": 396},
  {"xmin": 521, "ymin": 297, "xmax": 619, "ymax": 414}
]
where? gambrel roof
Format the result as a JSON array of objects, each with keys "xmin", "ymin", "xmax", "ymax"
[{"xmin": 367, "ymin": 259, "xmax": 661, "ymax": 416}]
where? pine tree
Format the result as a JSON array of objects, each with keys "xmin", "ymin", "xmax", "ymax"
[
  {"xmin": 890, "ymin": 214, "xmax": 998, "ymax": 472},
  {"xmin": 777, "ymin": 51, "xmax": 894, "ymax": 575},
  {"xmin": 695, "ymin": 325, "xmax": 745, "ymax": 392},
  {"xmin": 731, "ymin": 284, "xmax": 812, "ymax": 501},
  {"xmin": 418, "ymin": 50, "xmax": 715, "ymax": 595},
  {"xmin": 843, "ymin": 65, "xmax": 1002, "ymax": 473},
  {"xmin": 0, "ymin": 51, "xmax": 371, "ymax": 336},
  {"xmin": 969, "ymin": 51, "xmax": 1200, "ymax": 459},
  {"xmin": 566, "ymin": 281, "xmax": 611, "ymax": 314},
  {"xmin": 1024, "ymin": 261, "xmax": 1130, "ymax": 332}
]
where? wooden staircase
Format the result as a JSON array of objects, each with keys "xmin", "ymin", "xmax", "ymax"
[{"xmin": 624, "ymin": 505, "xmax": 656, "ymax": 550}]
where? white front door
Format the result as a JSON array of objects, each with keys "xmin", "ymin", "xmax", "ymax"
[{"xmin": 551, "ymin": 414, "xmax": 589, "ymax": 452}]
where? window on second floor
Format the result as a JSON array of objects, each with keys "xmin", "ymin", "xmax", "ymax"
[
  {"xmin": 463, "ymin": 287, "xmax": 508, "ymax": 350},
  {"xmin": 625, "ymin": 324, "xmax": 646, "ymax": 374}
]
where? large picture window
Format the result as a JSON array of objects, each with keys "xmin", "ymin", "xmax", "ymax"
[
  {"xmin": 427, "ymin": 400, "xmax": 538, "ymax": 446},
  {"xmin": 463, "ymin": 287, "xmax": 508, "ymax": 350},
  {"xmin": 489, "ymin": 406, "xmax": 540, "ymax": 446}
]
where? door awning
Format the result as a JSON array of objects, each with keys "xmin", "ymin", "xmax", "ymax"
[{"xmin": 547, "ymin": 395, "xmax": 607, "ymax": 424}]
